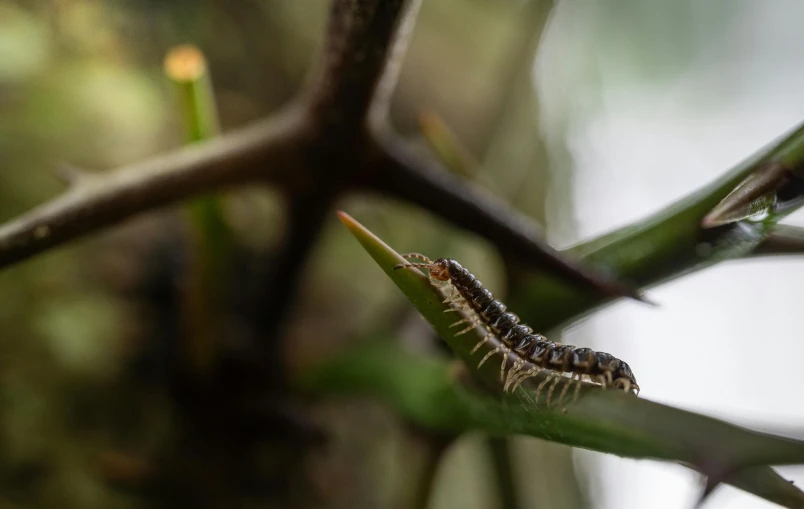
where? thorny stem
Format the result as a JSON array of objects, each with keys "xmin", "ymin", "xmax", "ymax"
[
  {"xmin": 509, "ymin": 119, "xmax": 804, "ymax": 332},
  {"xmin": 0, "ymin": 0, "xmax": 638, "ymax": 306},
  {"xmin": 367, "ymin": 132, "xmax": 646, "ymax": 301},
  {"xmin": 0, "ymin": 111, "xmax": 303, "ymax": 269}
]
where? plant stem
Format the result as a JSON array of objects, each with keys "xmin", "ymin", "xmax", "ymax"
[
  {"xmin": 165, "ymin": 44, "xmax": 232, "ymax": 374},
  {"xmin": 410, "ymin": 431, "xmax": 455, "ymax": 509},
  {"xmin": 512, "ymin": 120, "xmax": 804, "ymax": 331},
  {"xmin": 487, "ymin": 437, "xmax": 521, "ymax": 509}
]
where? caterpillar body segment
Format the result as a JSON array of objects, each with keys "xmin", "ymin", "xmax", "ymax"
[{"xmin": 394, "ymin": 254, "xmax": 640, "ymax": 404}]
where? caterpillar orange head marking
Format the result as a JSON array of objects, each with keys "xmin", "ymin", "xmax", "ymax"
[{"xmin": 427, "ymin": 258, "xmax": 451, "ymax": 281}]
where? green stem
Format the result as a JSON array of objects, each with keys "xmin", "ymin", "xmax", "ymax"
[
  {"xmin": 298, "ymin": 340, "xmax": 804, "ymax": 509},
  {"xmin": 165, "ymin": 44, "xmax": 233, "ymax": 373},
  {"xmin": 512, "ymin": 120, "xmax": 804, "ymax": 331}
]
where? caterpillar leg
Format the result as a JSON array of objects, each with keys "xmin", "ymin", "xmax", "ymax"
[
  {"xmin": 616, "ymin": 379, "xmax": 639, "ymax": 395},
  {"xmin": 477, "ymin": 346, "xmax": 503, "ymax": 368},
  {"xmin": 449, "ymin": 317, "xmax": 475, "ymax": 328},
  {"xmin": 503, "ymin": 358, "xmax": 526, "ymax": 392},
  {"xmin": 441, "ymin": 285, "xmax": 462, "ymax": 303},
  {"xmin": 557, "ymin": 373, "xmax": 580, "ymax": 409},
  {"xmin": 442, "ymin": 295, "xmax": 465, "ymax": 305},
  {"xmin": 546, "ymin": 375, "xmax": 564, "ymax": 408},
  {"xmin": 443, "ymin": 291, "xmax": 469, "ymax": 313},
  {"xmin": 572, "ymin": 374, "xmax": 585, "ymax": 402},
  {"xmin": 510, "ymin": 366, "xmax": 541, "ymax": 392},
  {"xmin": 453, "ymin": 318, "xmax": 483, "ymax": 336},
  {"xmin": 470, "ymin": 333, "xmax": 493, "ymax": 355},
  {"xmin": 534, "ymin": 371, "xmax": 557, "ymax": 403},
  {"xmin": 498, "ymin": 346, "xmax": 510, "ymax": 382},
  {"xmin": 443, "ymin": 306, "xmax": 468, "ymax": 314}
]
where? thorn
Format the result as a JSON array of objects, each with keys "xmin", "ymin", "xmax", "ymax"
[
  {"xmin": 701, "ymin": 161, "xmax": 789, "ymax": 229},
  {"xmin": 635, "ymin": 292, "xmax": 659, "ymax": 307},
  {"xmin": 600, "ymin": 277, "xmax": 655, "ymax": 307},
  {"xmin": 53, "ymin": 161, "xmax": 91, "ymax": 186},
  {"xmin": 692, "ymin": 476, "xmax": 721, "ymax": 509}
]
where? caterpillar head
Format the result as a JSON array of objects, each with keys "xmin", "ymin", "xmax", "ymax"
[{"xmin": 428, "ymin": 258, "xmax": 452, "ymax": 281}]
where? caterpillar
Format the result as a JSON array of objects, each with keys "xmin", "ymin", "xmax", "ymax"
[{"xmin": 394, "ymin": 253, "xmax": 639, "ymax": 407}]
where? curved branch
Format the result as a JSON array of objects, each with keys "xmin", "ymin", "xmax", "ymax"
[
  {"xmin": 0, "ymin": 111, "xmax": 304, "ymax": 270},
  {"xmin": 366, "ymin": 133, "xmax": 645, "ymax": 301},
  {"xmin": 251, "ymin": 187, "xmax": 337, "ymax": 384},
  {"xmin": 304, "ymin": 0, "xmax": 418, "ymax": 134}
]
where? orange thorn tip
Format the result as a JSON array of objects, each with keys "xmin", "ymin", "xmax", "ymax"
[
  {"xmin": 336, "ymin": 210, "xmax": 354, "ymax": 223},
  {"xmin": 700, "ymin": 215, "xmax": 719, "ymax": 229},
  {"xmin": 700, "ymin": 209, "xmax": 734, "ymax": 229}
]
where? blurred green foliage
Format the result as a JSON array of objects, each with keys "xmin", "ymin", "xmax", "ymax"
[
  {"xmin": 0, "ymin": 1, "xmax": 571, "ymax": 508},
  {"xmin": 1, "ymin": 1, "xmax": 792, "ymax": 509}
]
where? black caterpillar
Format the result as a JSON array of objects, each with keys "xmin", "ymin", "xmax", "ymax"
[{"xmin": 395, "ymin": 253, "xmax": 639, "ymax": 407}]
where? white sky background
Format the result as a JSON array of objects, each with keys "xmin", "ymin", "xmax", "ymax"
[{"xmin": 535, "ymin": 1, "xmax": 804, "ymax": 508}]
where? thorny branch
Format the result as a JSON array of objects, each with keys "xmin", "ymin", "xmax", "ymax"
[
  {"xmin": 367, "ymin": 132, "xmax": 643, "ymax": 301},
  {"xmin": 0, "ymin": 111, "xmax": 304, "ymax": 268},
  {"xmin": 0, "ymin": 0, "xmax": 638, "ymax": 302}
]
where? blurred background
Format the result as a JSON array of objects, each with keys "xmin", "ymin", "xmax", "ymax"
[{"xmin": 1, "ymin": 0, "xmax": 803, "ymax": 508}]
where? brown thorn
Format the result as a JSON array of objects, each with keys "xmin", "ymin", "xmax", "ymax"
[
  {"xmin": 53, "ymin": 161, "xmax": 92, "ymax": 186},
  {"xmin": 701, "ymin": 160, "xmax": 789, "ymax": 229}
]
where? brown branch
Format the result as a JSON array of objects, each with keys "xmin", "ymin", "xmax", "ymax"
[
  {"xmin": 0, "ymin": 0, "xmax": 641, "ymax": 306},
  {"xmin": 747, "ymin": 224, "xmax": 804, "ymax": 257},
  {"xmin": 248, "ymin": 0, "xmax": 423, "ymax": 380},
  {"xmin": 0, "ymin": 111, "xmax": 304, "ymax": 269},
  {"xmin": 369, "ymin": 0, "xmax": 423, "ymax": 127},
  {"xmin": 252, "ymin": 188, "xmax": 337, "ymax": 381},
  {"xmin": 366, "ymin": 133, "xmax": 646, "ymax": 301},
  {"xmin": 304, "ymin": 0, "xmax": 417, "ymax": 135}
]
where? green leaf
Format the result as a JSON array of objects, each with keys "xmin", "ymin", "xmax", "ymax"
[{"xmin": 325, "ymin": 211, "xmax": 804, "ymax": 508}]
